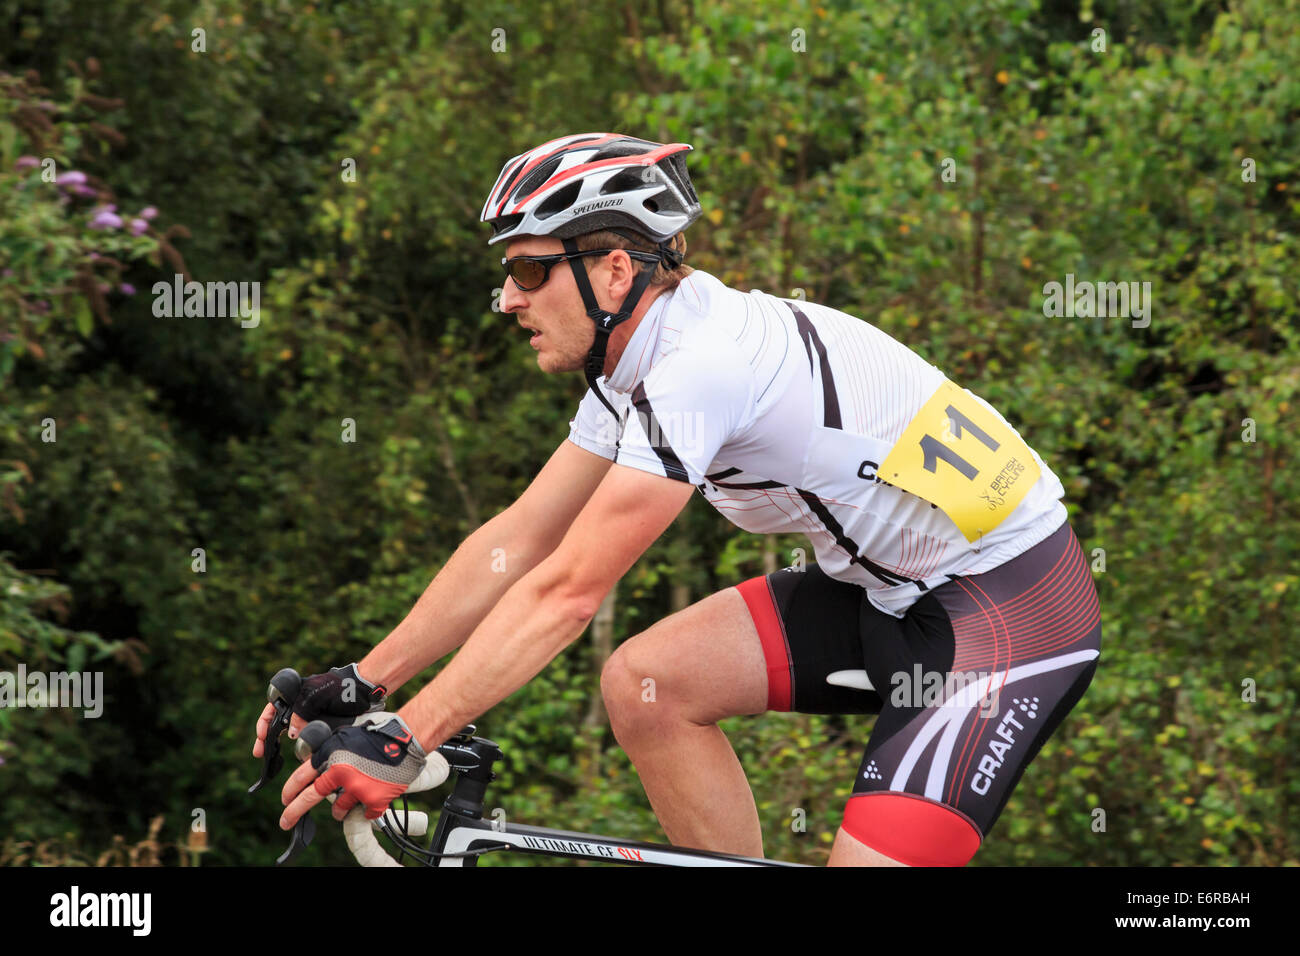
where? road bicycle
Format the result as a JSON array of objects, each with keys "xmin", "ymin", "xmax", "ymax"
[{"xmin": 250, "ymin": 668, "xmax": 804, "ymax": 867}]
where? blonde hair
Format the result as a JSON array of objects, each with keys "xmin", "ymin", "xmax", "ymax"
[{"xmin": 574, "ymin": 229, "xmax": 692, "ymax": 288}]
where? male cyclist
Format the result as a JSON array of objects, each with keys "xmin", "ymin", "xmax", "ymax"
[{"xmin": 259, "ymin": 133, "xmax": 1101, "ymax": 866}]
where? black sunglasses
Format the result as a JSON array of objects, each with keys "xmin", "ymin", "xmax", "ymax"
[{"xmin": 501, "ymin": 248, "xmax": 662, "ymax": 292}]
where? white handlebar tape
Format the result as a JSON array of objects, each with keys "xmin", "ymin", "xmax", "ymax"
[{"xmin": 334, "ymin": 722, "xmax": 450, "ymax": 866}]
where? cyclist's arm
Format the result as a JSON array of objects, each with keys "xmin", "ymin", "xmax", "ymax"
[
  {"xmin": 357, "ymin": 439, "xmax": 614, "ymax": 691},
  {"xmin": 396, "ymin": 463, "xmax": 696, "ymax": 749}
]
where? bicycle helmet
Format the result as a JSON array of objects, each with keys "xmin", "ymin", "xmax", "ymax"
[{"xmin": 481, "ymin": 133, "xmax": 703, "ymax": 422}]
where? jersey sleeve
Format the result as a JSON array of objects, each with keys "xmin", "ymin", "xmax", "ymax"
[
  {"xmin": 614, "ymin": 346, "xmax": 755, "ymax": 485},
  {"xmin": 566, "ymin": 382, "xmax": 627, "ymax": 461}
]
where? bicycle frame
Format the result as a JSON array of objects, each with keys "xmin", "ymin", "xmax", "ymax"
[{"xmin": 371, "ymin": 729, "xmax": 805, "ymax": 867}]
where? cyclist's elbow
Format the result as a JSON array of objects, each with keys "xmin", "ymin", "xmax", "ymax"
[{"xmin": 531, "ymin": 557, "xmax": 605, "ymax": 625}]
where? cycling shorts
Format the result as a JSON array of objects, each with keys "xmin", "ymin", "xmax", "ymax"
[{"xmin": 735, "ymin": 519, "xmax": 1101, "ymax": 866}]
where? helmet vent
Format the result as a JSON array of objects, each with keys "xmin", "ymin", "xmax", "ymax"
[
  {"xmin": 535, "ymin": 181, "xmax": 581, "ymax": 219},
  {"xmin": 511, "ymin": 155, "xmax": 565, "ymax": 204},
  {"xmin": 600, "ymin": 169, "xmax": 647, "ymax": 196},
  {"xmin": 490, "ymin": 213, "xmax": 524, "ymax": 237}
]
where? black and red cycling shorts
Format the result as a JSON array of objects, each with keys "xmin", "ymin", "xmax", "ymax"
[{"xmin": 735, "ymin": 519, "xmax": 1101, "ymax": 866}]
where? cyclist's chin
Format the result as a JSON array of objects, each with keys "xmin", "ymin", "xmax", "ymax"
[{"xmin": 536, "ymin": 348, "xmax": 583, "ymax": 374}]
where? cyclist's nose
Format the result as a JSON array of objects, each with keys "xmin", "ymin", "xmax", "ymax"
[{"xmin": 499, "ymin": 276, "xmax": 526, "ymax": 314}]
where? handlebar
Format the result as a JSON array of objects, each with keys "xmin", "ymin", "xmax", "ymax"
[{"xmin": 339, "ymin": 733, "xmax": 447, "ymax": 866}]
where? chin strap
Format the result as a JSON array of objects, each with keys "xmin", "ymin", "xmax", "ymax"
[{"xmin": 563, "ymin": 236, "xmax": 673, "ymax": 425}]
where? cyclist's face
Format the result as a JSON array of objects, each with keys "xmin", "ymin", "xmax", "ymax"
[{"xmin": 499, "ymin": 236, "xmax": 597, "ymax": 374}]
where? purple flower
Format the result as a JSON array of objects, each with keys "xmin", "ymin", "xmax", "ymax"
[
  {"xmin": 89, "ymin": 210, "xmax": 123, "ymax": 230},
  {"xmin": 129, "ymin": 218, "xmax": 148, "ymax": 236},
  {"xmin": 140, "ymin": 206, "xmax": 158, "ymax": 220},
  {"xmin": 15, "ymin": 156, "xmax": 39, "ymax": 171},
  {"xmin": 88, "ymin": 252, "xmax": 100, "ymax": 260},
  {"xmin": 120, "ymin": 283, "xmax": 136, "ymax": 295},
  {"xmin": 59, "ymin": 170, "xmax": 88, "ymax": 186},
  {"xmin": 2, "ymin": 269, "xmax": 12, "ymax": 278},
  {"xmin": 73, "ymin": 184, "xmax": 98, "ymax": 198}
]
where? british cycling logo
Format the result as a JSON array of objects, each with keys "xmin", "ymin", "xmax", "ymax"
[
  {"xmin": 151, "ymin": 273, "xmax": 261, "ymax": 328},
  {"xmin": 0, "ymin": 664, "xmax": 103, "ymax": 718}
]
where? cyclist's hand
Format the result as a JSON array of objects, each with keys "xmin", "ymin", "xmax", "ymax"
[
  {"xmin": 279, "ymin": 715, "xmax": 426, "ymax": 829},
  {"xmin": 252, "ymin": 663, "xmax": 387, "ymax": 757}
]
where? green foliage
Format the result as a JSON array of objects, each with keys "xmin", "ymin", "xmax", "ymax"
[{"xmin": 1, "ymin": 0, "xmax": 1295, "ymax": 866}]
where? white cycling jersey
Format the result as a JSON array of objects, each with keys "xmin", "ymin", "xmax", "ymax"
[{"xmin": 567, "ymin": 269, "xmax": 1068, "ymax": 616}]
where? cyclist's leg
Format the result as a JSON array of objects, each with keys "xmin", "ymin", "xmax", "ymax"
[
  {"xmin": 839, "ymin": 520, "xmax": 1102, "ymax": 866},
  {"xmin": 828, "ymin": 829, "xmax": 909, "ymax": 866},
  {"xmin": 738, "ymin": 564, "xmax": 923, "ymax": 866},
  {"xmin": 819, "ymin": 587, "xmax": 975, "ymax": 866},
  {"xmin": 602, "ymin": 564, "xmax": 884, "ymax": 858},
  {"xmin": 600, "ymin": 585, "xmax": 770, "ymax": 856}
]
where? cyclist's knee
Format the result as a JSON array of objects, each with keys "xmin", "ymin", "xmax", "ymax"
[
  {"xmin": 600, "ymin": 640, "xmax": 673, "ymax": 732},
  {"xmin": 601, "ymin": 589, "xmax": 769, "ymax": 730}
]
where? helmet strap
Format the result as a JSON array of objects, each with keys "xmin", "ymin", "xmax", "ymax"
[
  {"xmin": 563, "ymin": 237, "xmax": 659, "ymax": 424},
  {"xmin": 657, "ymin": 238, "xmax": 684, "ymax": 270}
]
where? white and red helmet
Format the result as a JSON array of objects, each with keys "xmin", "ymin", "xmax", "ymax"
[{"xmin": 480, "ymin": 133, "xmax": 702, "ymax": 244}]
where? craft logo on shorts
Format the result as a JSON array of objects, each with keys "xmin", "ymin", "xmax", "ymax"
[{"xmin": 970, "ymin": 696, "xmax": 1040, "ymax": 795}]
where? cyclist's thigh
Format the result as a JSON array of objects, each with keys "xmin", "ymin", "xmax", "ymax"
[
  {"xmin": 733, "ymin": 563, "xmax": 885, "ymax": 715},
  {"xmin": 845, "ymin": 520, "xmax": 1102, "ymax": 865},
  {"xmin": 606, "ymin": 585, "xmax": 771, "ymax": 724},
  {"xmin": 612, "ymin": 562, "xmax": 885, "ymax": 728}
]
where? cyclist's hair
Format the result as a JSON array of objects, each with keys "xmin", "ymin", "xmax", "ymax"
[{"xmin": 574, "ymin": 228, "xmax": 692, "ymax": 288}]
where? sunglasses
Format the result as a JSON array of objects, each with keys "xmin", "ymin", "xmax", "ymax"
[{"xmin": 501, "ymin": 248, "xmax": 662, "ymax": 292}]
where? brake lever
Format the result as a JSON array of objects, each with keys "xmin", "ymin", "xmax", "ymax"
[
  {"xmin": 276, "ymin": 814, "xmax": 317, "ymax": 865},
  {"xmin": 272, "ymin": 719, "xmax": 334, "ymax": 866},
  {"xmin": 248, "ymin": 668, "xmax": 302, "ymax": 793}
]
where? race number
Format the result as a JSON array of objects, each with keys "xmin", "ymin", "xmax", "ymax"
[{"xmin": 879, "ymin": 380, "xmax": 1040, "ymax": 543}]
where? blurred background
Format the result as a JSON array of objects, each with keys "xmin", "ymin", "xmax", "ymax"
[{"xmin": 0, "ymin": 0, "xmax": 1295, "ymax": 866}]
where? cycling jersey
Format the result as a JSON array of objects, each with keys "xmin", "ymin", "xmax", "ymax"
[{"xmin": 568, "ymin": 270, "xmax": 1069, "ymax": 617}]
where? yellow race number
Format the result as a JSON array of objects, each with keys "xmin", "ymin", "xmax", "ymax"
[{"xmin": 879, "ymin": 380, "xmax": 1041, "ymax": 543}]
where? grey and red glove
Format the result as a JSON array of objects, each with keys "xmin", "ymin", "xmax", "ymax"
[{"xmin": 310, "ymin": 715, "xmax": 427, "ymax": 819}]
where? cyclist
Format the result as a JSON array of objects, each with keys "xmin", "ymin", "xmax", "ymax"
[{"xmin": 260, "ymin": 133, "xmax": 1101, "ymax": 866}]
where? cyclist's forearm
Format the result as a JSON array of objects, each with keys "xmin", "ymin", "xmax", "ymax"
[
  {"xmin": 357, "ymin": 513, "xmax": 546, "ymax": 691},
  {"xmin": 396, "ymin": 561, "xmax": 596, "ymax": 749}
]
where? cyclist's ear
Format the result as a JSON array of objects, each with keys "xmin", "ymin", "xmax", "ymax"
[{"xmin": 602, "ymin": 248, "xmax": 639, "ymax": 296}]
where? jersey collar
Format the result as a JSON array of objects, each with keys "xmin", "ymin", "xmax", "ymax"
[{"xmin": 602, "ymin": 285, "xmax": 674, "ymax": 395}]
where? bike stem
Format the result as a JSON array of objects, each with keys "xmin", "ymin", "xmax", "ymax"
[{"xmin": 426, "ymin": 729, "xmax": 502, "ymax": 863}]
